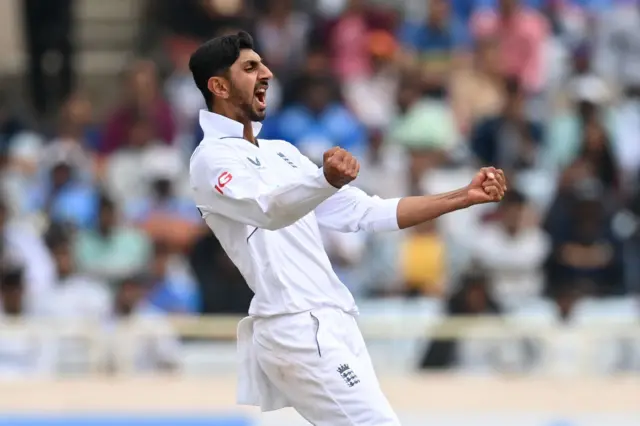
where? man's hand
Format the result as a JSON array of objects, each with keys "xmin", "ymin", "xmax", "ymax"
[
  {"xmin": 323, "ymin": 147, "xmax": 360, "ymax": 189},
  {"xmin": 467, "ymin": 167, "xmax": 507, "ymax": 205}
]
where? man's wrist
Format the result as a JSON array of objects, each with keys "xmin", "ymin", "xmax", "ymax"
[{"xmin": 454, "ymin": 187, "xmax": 474, "ymax": 209}]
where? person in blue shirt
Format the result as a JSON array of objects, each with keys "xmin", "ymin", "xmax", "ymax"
[
  {"xmin": 398, "ymin": 0, "xmax": 471, "ymax": 97},
  {"xmin": 142, "ymin": 241, "xmax": 200, "ymax": 314},
  {"xmin": 260, "ymin": 74, "xmax": 367, "ymax": 160},
  {"xmin": 28, "ymin": 156, "xmax": 98, "ymax": 229}
]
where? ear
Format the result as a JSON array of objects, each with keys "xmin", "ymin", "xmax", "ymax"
[{"xmin": 208, "ymin": 76, "xmax": 229, "ymax": 100}]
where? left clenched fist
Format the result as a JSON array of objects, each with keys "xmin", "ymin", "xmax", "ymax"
[{"xmin": 466, "ymin": 167, "xmax": 507, "ymax": 205}]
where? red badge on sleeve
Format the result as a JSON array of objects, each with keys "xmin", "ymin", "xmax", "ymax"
[{"xmin": 214, "ymin": 171, "xmax": 233, "ymax": 194}]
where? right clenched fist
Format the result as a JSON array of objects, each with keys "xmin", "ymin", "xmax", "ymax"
[{"xmin": 323, "ymin": 147, "xmax": 360, "ymax": 188}]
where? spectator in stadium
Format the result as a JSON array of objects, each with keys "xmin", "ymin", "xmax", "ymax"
[
  {"xmin": 343, "ymin": 31, "xmax": 400, "ymax": 131},
  {"xmin": 419, "ymin": 271, "xmax": 501, "ymax": 369},
  {"xmin": 355, "ymin": 129, "xmax": 409, "ymax": 200},
  {"xmin": 27, "ymin": 149, "xmax": 98, "ymax": 229},
  {"xmin": 41, "ymin": 94, "xmax": 100, "ymax": 187},
  {"xmin": 553, "ymin": 106, "xmax": 621, "ymax": 202},
  {"xmin": 104, "ymin": 112, "xmax": 164, "ymax": 205},
  {"xmin": 470, "ymin": 76, "xmax": 543, "ymax": 172},
  {"xmin": 386, "ymin": 72, "xmax": 459, "ymax": 194},
  {"xmin": 261, "ymin": 74, "xmax": 367, "ymax": 160},
  {"xmin": 74, "ymin": 194, "xmax": 151, "ymax": 287},
  {"xmin": 0, "ymin": 198, "xmax": 56, "ymax": 305},
  {"xmin": 471, "ymin": 0, "xmax": 549, "ymax": 93},
  {"xmin": 398, "ymin": 0, "xmax": 470, "ymax": 98},
  {"xmin": 0, "ymin": 261, "xmax": 56, "ymax": 378},
  {"xmin": 544, "ymin": 185, "xmax": 625, "ymax": 297},
  {"xmin": 450, "ymin": 37, "xmax": 505, "ymax": 135},
  {"xmin": 141, "ymin": 241, "xmax": 200, "ymax": 314},
  {"xmin": 49, "ymin": 93, "xmax": 100, "ymax": 152},
  {"xmin": 544, "ymin": 46, "xmax": 616, "ymax": 174},
  {"xmin": 471, "ymin": 190, "xmax": 551, "ymax": 309},
  {"xmin": 255, "ymin": 0, "xmax": 311, "ymax": 80},
  {"xmin": 280, "ymin": 45, "xmax": 331, "ymax": 107},
  {"xmin": 400, "ymin": 219, "xmax": 447, "ymax": 298},
  {"xmin": 44, "ymin": 224, "xmax": 111, "ymax": 319},
  {"xmin": 593, "ymin": 0, "xmax": 640, "ymax": 95},
  {"xmin": 101, "ymin": 275, "xmax": 181, "ymax": 374},
  {"xmin": 324, "ymin": 0, "xmax": 374, "ymax": 82},
  {"xmin": 100, "ymin": 60, "xmax": 175, "ymax": 154},
  {"xmin": 126, "ymin": 145, "xmax": 201, "ymax": 252},
  {"xmin": 1, "ymin": 128, "xmax": 44, "ymax": 217}
]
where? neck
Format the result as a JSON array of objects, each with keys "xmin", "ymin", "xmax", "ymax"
[{"xmin": 211, "ymin": 105, "xmax": 257, "ymax": 144}]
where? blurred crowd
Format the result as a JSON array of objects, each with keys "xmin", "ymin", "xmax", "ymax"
[{"xmin": 1, "ymin": 0, "xmax": 640, "ymax": 376}]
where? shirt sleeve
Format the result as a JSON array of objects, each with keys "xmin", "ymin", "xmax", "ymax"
[
  {"xmin": 292, "ymin": 147, "xmax": 400, "ymax": 233},
  {"xmin": 315, "ymin": 185, "xmax": 401, "ymax": 233},
  {"xmin": 191, "ymin": 147, "xmax": 339, "ymax": 230}
]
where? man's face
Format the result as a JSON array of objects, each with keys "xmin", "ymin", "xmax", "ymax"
[{"xmin": 225, "ymin": 49, "xmax": 273, "ymax": 122}]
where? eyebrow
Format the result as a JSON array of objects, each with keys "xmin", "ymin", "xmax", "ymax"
[{"xmin": 242, "ymin": 58, "xmax": 262, "ymax": 67}]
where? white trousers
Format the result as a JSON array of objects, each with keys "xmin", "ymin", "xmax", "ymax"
[{"xmin": 237, "ymin": 308, "xmax": 400, "ymax": 426}]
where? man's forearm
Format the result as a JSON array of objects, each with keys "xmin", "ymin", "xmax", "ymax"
[{"xmin": 396, "ymin": 188, "xmax": 472, "ymax": 229}]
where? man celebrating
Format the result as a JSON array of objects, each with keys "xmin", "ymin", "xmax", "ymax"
[{"xmin": 189, "ymin": 31, "xmax": 506, "ymax": 426}]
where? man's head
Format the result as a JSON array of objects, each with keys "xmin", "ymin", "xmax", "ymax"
[
  {"xmin": 302, "ymin": 75, "xmax": 335, "ymax": 114},
  {"xmin": 189, "ymin": 31, "xmax": 273, "ymax": 122},
  {"xmin": 114, "ymin": 275, "xmax": 147, "ymax": 316},
  {"xmin": 498, "ymin": 189, "xmax": 527, "ymax": 235}
]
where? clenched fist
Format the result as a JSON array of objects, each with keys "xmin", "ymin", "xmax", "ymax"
[
  {"xmin": 467, "ymin": 166, "xmax": 507, "ymax": 204},
  {"xmin": 323, "ymin": 147, "xmax": 360, "ymax": 189}
]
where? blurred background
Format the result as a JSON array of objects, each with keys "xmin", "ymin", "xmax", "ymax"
[{"xmin": 0, "ymin": 0, "xmax": 638, "ymax": 425}]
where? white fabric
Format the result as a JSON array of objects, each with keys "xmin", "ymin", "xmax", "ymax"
[
  {"xmin": 190, "ymin": 110, "xmax": 400, "ymax": 317},
  {"xmin": 191, "ymin": 111, "xmax": 402, "ymax": 421},
  {"xmin": 238, "ymin": 307, "xmax": 400, "ymax": 425},
  {"xmin": 470, "ymin": 223, "xmax": 551, "ymax": 310},
  {"xmin": 45, "ymin": 275, "xmax": 112, "ymax": 319}
]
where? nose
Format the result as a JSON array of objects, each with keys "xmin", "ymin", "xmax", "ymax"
[{"xmin": 259, "ymin": 63, "xmax": 273, "ymax": 81}]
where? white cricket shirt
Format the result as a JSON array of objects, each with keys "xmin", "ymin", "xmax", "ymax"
[{"xmin": 190, "ymin": 110, "xmax": 400, "ymax": 317}]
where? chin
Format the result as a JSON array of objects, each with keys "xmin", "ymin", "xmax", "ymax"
[{"xmin": 250, "ymin": 109, "xmax": 267, "ymax": 122}]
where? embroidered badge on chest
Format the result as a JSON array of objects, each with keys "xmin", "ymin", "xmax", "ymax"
[{"xmin": 247, "ymin": 156, "xmax": 265, "ymax": 169}]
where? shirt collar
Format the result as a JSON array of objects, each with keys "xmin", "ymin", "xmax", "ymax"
[{"xmin": 199, "ymin": 109, "xmax": 263, "ymax": 140}]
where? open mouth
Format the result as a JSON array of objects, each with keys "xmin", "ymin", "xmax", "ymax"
[{"xmin": 254, "ymin": 86, "xmax": 267, "ymax": 109}]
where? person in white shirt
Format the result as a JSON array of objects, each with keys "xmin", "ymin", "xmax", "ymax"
[
  {"xmin": 470, "ymin": 189, "xmax": 551, "ymax": 310},
  {"xmin": 0, "ymin": 262, "xmax": 56, "ymax": 379},
  {"xmin": 188, "ymin": 31, "xmax": 507, "ymax": 426}
]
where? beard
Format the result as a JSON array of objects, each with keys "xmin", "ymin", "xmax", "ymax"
[{"xmin": 229, "ymin": 85, "xmax": 267, "ymax": 122}]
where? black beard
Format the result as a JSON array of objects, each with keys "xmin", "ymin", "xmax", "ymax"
[{"xmin": 241, "ymin": 96, "xmax": 266, "ymax": 122}]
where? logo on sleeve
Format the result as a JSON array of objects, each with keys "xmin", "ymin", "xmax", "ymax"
[
  {"xmin": 214, "ymin": 171, "xmax": 233, "ymax": 194},
  {"xmin": 277, "ymin": 152, "xmax": 297, "ymax": 168}
]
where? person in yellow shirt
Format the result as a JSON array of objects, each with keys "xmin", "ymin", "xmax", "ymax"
[{"xmin": 400, "ymin": 219, "xmax": 447, "ymax": 297}]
